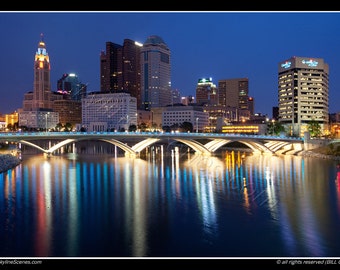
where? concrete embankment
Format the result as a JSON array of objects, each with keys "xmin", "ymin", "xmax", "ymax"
[
  {"xmin": 299, "ymin": 150, "xmax": 340, "ymax": 161},
  {"xmin": 0, "ymin": 154, "xmax": 21, "ymax": 173}
]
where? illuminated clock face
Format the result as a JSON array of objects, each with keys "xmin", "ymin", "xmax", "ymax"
[
  {"xmin": 302, "ymin": 59, "xmax": 318, "ymax": 67},
  {"xmin": 37, "ymin": 48, "xmax": 47, "ymax": 56}
]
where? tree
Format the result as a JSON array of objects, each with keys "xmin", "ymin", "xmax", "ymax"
[
  {"xmin": 307, "ymin": 119, "xmax": 322, "ymax": 138},
  {"xmin": 55, "ymin": 123, "xmax": 63, "ymax": 132},
  {"xmin": 64, "ymin": 122, "xmax": 73, "ymax": 132},
  {"xmin": 180, "ymin": 121, "xmax": 193, "ymax": 132},
  {"xmin": 6, "ymin": 123, "xmax": 13, "ymax": 131},
  {"xmin": 139, "ymin": 122, "xmax": 148, "ymax": 132},
  {"xmin": 267, "ymin": 120, "xmax": 285, "ymax": 135},
  {"xmin": 129, "ymin": 124, "xmax": 137, "ymax": 132}
]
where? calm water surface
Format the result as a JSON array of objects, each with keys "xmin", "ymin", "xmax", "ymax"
[{"xmin": 0, "ymin": 147, "xmax": 340, "ymax": 258}]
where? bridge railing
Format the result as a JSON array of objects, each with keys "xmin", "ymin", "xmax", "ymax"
[{"xmin": 0, "ymin": 131, "xmax": 304, "ymax": 142}]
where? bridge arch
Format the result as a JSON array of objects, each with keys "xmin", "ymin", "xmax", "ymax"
[
  {"xmin": 18, "ymin": 140, "xmax": 49, "ymax": 154},
  {"xmin": 172, "ymin": 138, "xmax": 211, "ymax": 155},
  {"xmin": 19, "ymin": 137, "xmax": 139, "ymax": 157},
  {"xmin": 204, "ymin": 138, "xmax": 272, "ymax": 154}
]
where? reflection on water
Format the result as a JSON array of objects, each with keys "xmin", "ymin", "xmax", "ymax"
[{"xmin": 0, "ymin": 149, "xmax": 340, "ymax": 257}]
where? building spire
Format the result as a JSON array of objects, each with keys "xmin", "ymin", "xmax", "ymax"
[{"xmin": 40, "ymin": 33, "xmax": 44, "ymax": 42}]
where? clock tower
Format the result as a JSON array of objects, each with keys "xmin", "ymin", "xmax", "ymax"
[{"xmin": 31, "ymin": 33, "xmax": 52, "ymax": 110}]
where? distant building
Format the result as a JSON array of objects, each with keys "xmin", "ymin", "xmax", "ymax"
[
  {"xmin": 22, "ymin": 34, "xmax": 53, "ymax": 111},
  {"xmin": 100, "ymin": 41, "xmax": 122, "ymax": 92},
  {"xmin": 195, "ymin": 77, "xmax": 218, "ymax": 106},
  {"xmin": 57, "ymin": 73, "xmax": 87, "ymax": 101},
  {"xmin": 181, "ymin": 96, "xmax": 195, "ymax": 106},
  {"xmin": 140, "ymin": 35, "xmax": 172, "ymax": 110},
  {"xmin": 100, "ymin": 39, "xmax": 142, "ymax": 108},
  {"xmin": 19, "ymin": 34, "xmax": 59, "ymax": 129},
  {"xmin": 53, "ymin": 98, "xmax": 82, "ymax": 126},
  {"xmin": 0, "ymin": 114, "xmax": 5, "ymax": 130},
  {"xmin": 248, "ymin": 96, "xmax": 254, "ymax": 116},
  {"xmin": 220, "ymin": 123, "xmax": 267, "ymax": 135},
  {"xmin": 218, "ymin": 78, "xmax": 251, "ymax": 122},
  {"xmin": 5, "ymin": 111, "xmax": 18, "ymax": 128},
  {"xmin": 278, "ymin": 56, "xmax": 329, "ymax": 137},
  {"xmin": 82, "ymin": 92, "xmax": 137, "ymax": 132},
  {"xmin": 172, "ymin": 89, "xmax": 181, "ymax": 104},
  {"xmin": 162, "ymin": 104, "xmax": 209, "ymax": 133},
  {"xmin": 272, "ymin": 106, "xmax": 279, "ymax": 120},
  {"xmin": 19, "ymin": 109, "xmax": 58, "ymax": 130}
]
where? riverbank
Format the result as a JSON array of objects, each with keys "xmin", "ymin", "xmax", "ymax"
[
  {"xmin": 297, "ymin": 142, "xmax": 340, "ymax": 161},
  {"xmin": 0, "ymin": 153, "xmax": 21, "ymax": 174},
  {"xmin": 299, "ymin": 150, "xmax": 340, "ymax": 161}
]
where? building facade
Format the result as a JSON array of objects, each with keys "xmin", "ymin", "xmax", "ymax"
[
  {"xmin": 278, "ymin": 56, "xmax": 329, "ymax": 137},
  {"xmin": 100, "ymin": 39, "xmax": 142, "ymax": 108},
  {"xmin": 140, "ymin": 35, "xmax": 172, "ymax": 110},
  {"xmin": 22, "ymin": 34, "xmax": 53, "ymax": 111},
  {"xmin": 218, "ymin": 78, "xmax": 251, "ymax": 122},
  {"xmin": 57, "ymin": 73, "xmax": 87, "ymax": 101},
  {"xmin": 162, "ymin": 105, "xmax": 209, "ymax": 133},
  {"xmin": 195, "ymin": 77, "xmax": 218, "ymax": 106},
  {"xmin": 100, "ymin": 41, "xmax": 122, "ymax": 92},
  {"xmin": 82, "ymin": 92, "xmax": 137, "ymax": 132},
  {"xmin": 53, "ymin": 98, "xmax": 82, "ymax": 127},
  {"xmin": 19, "ymin": 110, "xmax": 59, "ymax": 130},
  {"xmin": 20, "ymin": 34, "xmax": 59, "ymax": 129}
]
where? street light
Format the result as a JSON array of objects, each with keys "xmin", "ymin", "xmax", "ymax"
[
  {"xmin": 45, "ymin": 112, "xmax": 50, "ymax": 132},
  {"xmin": 196, "ymin": 117, "xmax": 199, "ymax": 133},
  {"xmin": 151, "ymin": 110, "xmax": 154, "ymax": 131},
  {"xmin": 126, "ymin": 114, "xmax": 129, "ymax": 131}
]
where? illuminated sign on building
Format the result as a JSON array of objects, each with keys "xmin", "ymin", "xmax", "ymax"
[
  {"xmin": 302, "ymin": 59, "xmax": 318, "ymax": 67},
  {"xmin": 198, "ymin": 77, "xmax": 213, "ymax": 84},
  {"xmin": 281, "ymin": 61, "xmax": 291, "ymax": 69}
]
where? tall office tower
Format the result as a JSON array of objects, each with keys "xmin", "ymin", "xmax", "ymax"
[
  {"xmin": 100, "ymin": 39, "xmax": 142, "ymax": 107},
  {"xmin": 218, "ymin": 78, "xmax": 250, "ymax": 121},
  {"xmin": 195, "ymin": 77, "xmax": 218, "ymax": 105},
  {"xmin": 57, "ymin": 73, "xmax": 87, "ymax": 101},
  {"xmin": 122, "ymin": 39, "xmax": 142, "ymax": 108},
  {"xmin": 140, "ymin": 35, "xmax": 172, "ymax": 110},
  {"xmin": 23, "ymin": 34, "xmax": 52, "ymax": 111},
  {"xmin": 278, "ymin": 56, "xmax": 329, "ymax": 137},
  {"xmin": 100, "ymin": 41, "xmax": 122, "ymax": 92}
]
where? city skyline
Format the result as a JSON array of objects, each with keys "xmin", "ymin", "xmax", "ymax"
[{"xmin": 1, "ymin": 11, "xmax": 340, "ymax": 116}]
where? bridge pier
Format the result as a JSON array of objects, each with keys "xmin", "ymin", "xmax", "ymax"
[
  {"xmin": 44, "ymin": 152, "xmax": 52, "ymax": 158},
  {"xmin": 124, "ymin": 152, "xmax": 137, "ymax": 158}
]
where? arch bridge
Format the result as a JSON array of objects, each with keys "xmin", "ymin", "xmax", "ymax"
[{"xmin": 0, "ymin": 131, "xmax": 305, "ymax": 158}]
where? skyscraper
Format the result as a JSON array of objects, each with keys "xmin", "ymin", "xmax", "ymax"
[
  {"xmin": 218, "ymin": 78, "xmax": 249, "ymax": 110},
  {"xmin": 278, "ymin": 56, "xmax": 329, "ymax": 137},
  {"xmin": 195, "ymin": 77, "xmax": 218, "ymax": 105},
  {"xmin": 218, "ymin": 78, "xmax": 251, "ymax": 121},
  {"xmin": 100, "ymin": 41, "xmax": 123, "ymax": 92},
  {"xmin": 57, "ymin": 73, "xmax": 87, "ymax": 101},
  {"xmin": 100, "ymin": 39, "xmax": 142, "ymax": 107},
  {"xmin": 140, "ymin": 35, "xmax": 172, "ymax": 110}
]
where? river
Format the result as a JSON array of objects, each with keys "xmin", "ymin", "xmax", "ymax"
[{"xmin": 0, "ymin": 144, "xmax": 339, "ymax": 259}]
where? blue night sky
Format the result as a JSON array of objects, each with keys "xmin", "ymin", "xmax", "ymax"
[{"xmin": 0, "ymin": 11, "xmax": 340, "ymax": 116}]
